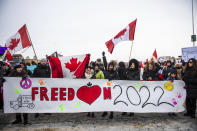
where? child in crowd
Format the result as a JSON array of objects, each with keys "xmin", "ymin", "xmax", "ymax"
[{"xmin": 166, "ymin": 69, "xmax": 179, "ymax": 117}]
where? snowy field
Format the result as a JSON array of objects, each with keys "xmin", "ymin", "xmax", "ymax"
[{"xmin": 0, "ymin": 110, "xmax": 196, "ymax": 131}]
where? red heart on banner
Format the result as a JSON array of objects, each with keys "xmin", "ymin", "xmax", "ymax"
[{"xmin": 77, "ymin": 84, "xmax": 101, "ymax": 105}]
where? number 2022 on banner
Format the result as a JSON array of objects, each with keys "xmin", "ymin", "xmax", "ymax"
[{"xmin": 113, "ymin": 85, "xmax": 174, "ymax": 108}]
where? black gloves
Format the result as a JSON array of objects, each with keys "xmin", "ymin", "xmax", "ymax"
[
  {"xmin": 102, "ymin": 51, "xmax": 105, "ymax": 57},
  {"xmin": 22, "ymin": 75, "xmax": 28, "ymax": 80},
  {"xmin": 46, "ymin": 55, "xmax": 51, "ymax": 59}
]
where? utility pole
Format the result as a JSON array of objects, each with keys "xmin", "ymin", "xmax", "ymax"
[{"xmin": 191, "ymin": 0, "xmax": 196, "ymax": 46}]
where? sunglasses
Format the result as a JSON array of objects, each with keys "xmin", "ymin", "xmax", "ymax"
[{"xmin": 189, "ymin": 61, "xmax": 193, "ymax": 64}]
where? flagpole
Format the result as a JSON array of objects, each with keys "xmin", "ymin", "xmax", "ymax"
[
  {"xmin": 129, "ymin": 41, "xmax": 134, "ymax": 62},
  {"xmin": 25, "ymin": 25, "xmax": 38, "ymax": 62}
]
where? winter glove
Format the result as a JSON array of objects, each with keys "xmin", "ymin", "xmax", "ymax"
[
  {"xmin": 102, "ymin": 51, "xmax": 105, "ymax": 57},
  {"xmin": 46, "ymin": 55, "xmax": 51, "ymax": 59},
  {"xmin": 108, "ymin": 78, "xmax": 112, "ymax": 81},
  {"xmin": 22, "ymin": 75, "xmax": 28, "ymax": 80}
]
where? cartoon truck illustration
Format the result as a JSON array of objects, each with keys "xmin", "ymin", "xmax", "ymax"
[{"xmin": 10, "ymin": 95, "xmax": 35, "ymax": 110}]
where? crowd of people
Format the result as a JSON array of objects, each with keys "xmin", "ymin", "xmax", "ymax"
[{"xmin": 0, "ymin": 51, "xmax": 196, "ymax": 125}]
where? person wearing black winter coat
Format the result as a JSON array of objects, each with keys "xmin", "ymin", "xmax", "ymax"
[
  {"xmin": 124, "ymin": 59, "xmax": 140, "ymax": 116},
  {"xmin": 33, "ymin": 59, "xmax": 51, "ymax": 118},
  {"xmin": 104, "ymin": 63, "xmax": 119, "ymax": 80},
  {"xmin": 143, "ymin": 61, "xmax": 158, "ymax": 81},
  {"xmin": 8, "ymin": 64, "xmax": 29, "ymax": 125},
  {"xmin": 117, "ymin": 62, "xmax": 127, "ymax": 80},
  {"xmin": 162, "ymin": 60, "xmax": 174, "ymax": 79},
  {"xmin": 125, "ymin": 59, "xmax": 140, "ymax": 80},
  {"xmin": 33, "ymin": 59, "xmax": 51, "ymax": 78},
  {"xmin": 102, "ymin": 61, "xmax": 119, "ymax": 119},
  {"xmin": 182, "ymin": 58, "xmax": 197, "ymax": 118}
]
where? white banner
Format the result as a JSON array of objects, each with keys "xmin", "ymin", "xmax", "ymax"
[{"xmin": 3, "ymin": 77, "xmax": 186, "ymax": 113}]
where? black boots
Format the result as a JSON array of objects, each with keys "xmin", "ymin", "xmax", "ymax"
[
  {"xmin": 184, "ymin": 113, "xmax": 195, "ymax": 118},
  {"xmin": 87, "ymin": 112, "xmax": 95, "ymax": 118},
  {"xmin": 12, "ymin": 114, "xmax": 22, "ymax": 124},
  {"xmin": 168, "ymin": 113, "xmax": 177, "ymax": 116},
  {"xmin": 191, "ymin": 114, "xmax": 196, "ymax": 118},
  {"xmin": 122, "ymin": 112, "xmax": 127, "ymax": 116},
  {"xmin": 129, "ymin": 113, "xmax": 134, "ymax": 116},
  {"xmin": 23, "ymin": 113, "xmax": 28, "ymax": 125},
  {"xmin": 87, "ymin": 112, "xmax": 91, "ymax": 117},
  {"xmin": 109, "ymin": 112, "xmax": 113, "ymax": 119},
  {"xmin": 91, "ymin": 113, "xmax": 95, "ymax": 118},
  {"xmin": 101, "ymin": 112, "xmax": 113, "ymax": 119},
  {"xmin": 12, "ymin": 113, "xmax": 28, "ymax": 125},
  {"xmin": 35, "ymin": 113, "xmax": 39, "ymax": 118},
  {"xmin": 12, "ymin": 119, "xmax": 22, "ymax": 124},
  {"xmin": 101, "ymin": 112, "xmax": 108, "ymax": 117},
  {"xmin": 184, "ymin": 113, "xmax": 191, "ymax": 116},
  {"xmin": 122, "ymin": 112, "xmax": 134, "ymax": 117}
]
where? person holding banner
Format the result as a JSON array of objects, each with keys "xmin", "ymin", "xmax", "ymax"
[
  {"xmin": 126, "ymin": 59, "xmax": 140, "ymax": 81},
  {"xmin": 21, "ymin": 62, "xmax": 32, "ymax": 77},
  {"xmin": 102, "ymin": 61, "xmax": 119, "ymax": 119},
  {"xmin": 182, "ymin": 58, "xmax": 197, "ymax": 119},
  {"xmin": 166, "ymin": 69, "xmax": 179, "ymax": 81},
  {"xmin": 166, "ymin": 69, "xmax": 179, "ymax": 117},
  {"xmin": 162, "ymin": 60, "xmax": 174, "ymax": 79},
  {"xmin": 33, "ymin": 59, "xmax": 51, "ymax": 78},
  {"xmin": 142, "ymin": 61, "xmax": 158, "ymax": 81},
  {"xmin": 8, "ymin": 63, "xmax": 29, "ymax": 125},
  {"xmin": 0, "ymin": 61, "xmax": 6, "ymax": 110},
  {"xmin": 92, "ymin": 64, "xmax": 104, "ymax": 79},
  {"xmin": 175, "ymin": 64, "xmax": 182, "ymax": 80},
  {"xmin": 82, "ymin": 66, "xmax": 94, "ymax": 118},
  {"xmin": 82, "ymin": 66, "xmax": 94, "ymax": 79},
  {"xmin": 117, "ymin": 62, "xmax": 127, "ymax": 80},
  {"xmin": 33, "ymin": 58, "xmax": 51, "ymax": 118},
  {"xmin": 124, "ymin": 59, "xmax": 140, "ymax": 116},
  {"xmin": 90, "ymin": 64, "xmax": 104, "ymax": 118}
]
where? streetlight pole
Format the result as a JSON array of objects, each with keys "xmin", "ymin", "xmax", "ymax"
[{"xmin": 191, "ymin": 0, "xmax": 196, "ymax": 46}]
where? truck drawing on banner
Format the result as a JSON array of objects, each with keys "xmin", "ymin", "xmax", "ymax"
[{"xmin": 10, "ymin": 95, "xmax": 35, "ymax": 110}]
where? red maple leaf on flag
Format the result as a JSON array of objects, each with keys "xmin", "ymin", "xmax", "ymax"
[
  {"xmin": 8, "ymin": 38, "xmax": 20, "ymax": 50},
  {"xmin": 65, "ymin": 58, "xmax": 81, "ymax": 72},
  {"xmin": 114, "ymin": 28, "xmax": 127, "ymax": 39}
]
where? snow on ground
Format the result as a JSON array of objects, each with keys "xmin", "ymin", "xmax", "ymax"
[{"xmin": 0, "ymin": 110, "xmax": 196, "ymax": 131}]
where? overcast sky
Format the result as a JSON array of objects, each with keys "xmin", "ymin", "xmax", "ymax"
[{"xmin": 0, "ymin": 0, "xmax": 196, "ymax": 62}]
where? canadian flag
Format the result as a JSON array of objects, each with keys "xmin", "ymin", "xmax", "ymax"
[
  {"xmin": 5, "ymin": 24, "xmax": 32, "ymax": 60},
  {"xmin": 105, "ymin": 19, "xmax": 137, "ymax": 54},
  {"xmin": 140, "ymin": 61, "xmax": 144, "ymax": 69},
  {"xmin": 48, "ymin": 54, "xmax": 90, "ymax": 78},
  {"xmin": 151, "ymin": 49, "xmax": 158, "ymax": 62}
]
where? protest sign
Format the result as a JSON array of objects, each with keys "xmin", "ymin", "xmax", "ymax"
[
  {"xmin": 4, "ymin": 78, "xmax": 186, "ymax": 113},
  {"xmin": 182, "ymin": 46, "xmax": 197, "ymax": 62}
]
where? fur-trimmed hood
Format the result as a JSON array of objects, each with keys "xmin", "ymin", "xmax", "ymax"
[
  {"xmin": 129, "ymin": 59, "xmax": 139, "ymax": 69},
  {"xmin": 108, "ymin": 60, "xmax": 118, "ymax": 70}
]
